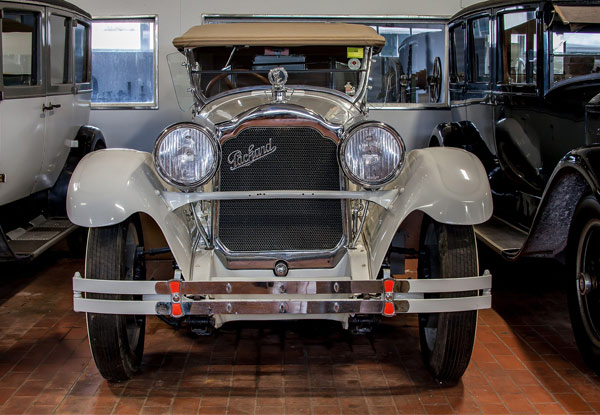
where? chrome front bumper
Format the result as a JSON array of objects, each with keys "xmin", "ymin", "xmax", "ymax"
[{"xmin": 73, "ymin": 271, "xmax": 492, "ymax": 318}]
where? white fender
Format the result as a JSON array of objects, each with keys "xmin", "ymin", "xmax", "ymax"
[
  {"xmin": 365, "ymin": 147, "xmax": 492, "ymax": 278},
  {"xmin": 67, "ymin": 149, "xmax": 193, "ymax": 278}
]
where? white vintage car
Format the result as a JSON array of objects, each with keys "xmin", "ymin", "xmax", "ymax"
[
  {"xmin": 69, "ymin": 23, "xmax": 493, "ymax": 384},
  {"xmin": 0, "ymin": 0, "xmax": 105, "ymax": 261}
]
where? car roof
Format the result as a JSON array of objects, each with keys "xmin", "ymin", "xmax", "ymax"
[
  {"xmin": 172, "ymin": 23, "xmax": 386, "ymax": 50},
  {"xmin": 450, "ymin": 0, "xmax": 596, "ymax": 21},
  {"xmin": 4, "ymin": 0, "xmax": 91, "ymax": 18}
]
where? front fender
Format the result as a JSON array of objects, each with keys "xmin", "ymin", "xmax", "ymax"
[
  {"xmin": 67, "ymin": 149, "xmax": 193, "ymax": 277},
  {"xmin": 365, "ymin": 147, "xmax": 492, "ymax": 278}
]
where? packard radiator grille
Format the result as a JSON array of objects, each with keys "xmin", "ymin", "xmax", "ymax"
[{"xmin": 218, "ymin": 126, "xmax": 344, "ymax": 252}]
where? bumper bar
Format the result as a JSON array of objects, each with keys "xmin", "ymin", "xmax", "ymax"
[{"xmin": 73, "ymin": 271, "xmax": 492, "ymax": 317}]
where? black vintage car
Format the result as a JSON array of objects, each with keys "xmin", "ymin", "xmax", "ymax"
[{"xmin": 431, "ymin": 0, "xmax": 600, "ymax": 373}]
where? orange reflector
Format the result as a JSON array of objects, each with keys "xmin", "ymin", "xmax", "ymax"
[
  {"xmin": 169, "ymin": 281, "xmax": 180, "ymax": 294},
  {"xmin": 171, "ymin": 302, "xmax": 183, "ymax": 317},
  {"xmin": 383, "ymin": 302, "xmax": 395, "ymax": 316},
  {"xmin": 384, "ymin": 279, "xmax": 394, "ymax": 293}
]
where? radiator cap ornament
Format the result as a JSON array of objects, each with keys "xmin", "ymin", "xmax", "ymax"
[{"xmin": 268, "ymin": 67, "xmax": 289, "ymax": 103}]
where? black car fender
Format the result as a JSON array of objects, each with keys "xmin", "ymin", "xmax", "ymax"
[
  {"xmin": 48, "ymin": 126, "xmax": 107, "ymax": 216},
  {"xmin": 429, "ymin": 120, "xmax": 497, "ymax": 172},
  {"xmin": 519, "ymin": 146, "xmax": 600, "ymax": 262}
]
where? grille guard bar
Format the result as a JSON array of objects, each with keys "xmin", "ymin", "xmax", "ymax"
[
  {"xmin": 73, "ymin": 271, "xmax": 492, "ymax": 318},
  {"xmin": 162, "ymin": 189, "xmax": 400, "ymax": 211}
]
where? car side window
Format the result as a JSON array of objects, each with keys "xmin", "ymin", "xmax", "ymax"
[
  {"xmin": 469, "ymin": 16, "xmax": 491, "ymax": 83},
  {"xmin": 74, "ymin": 21, "xmax": 90, "ymax": 84},
  {"xmin": 2, "ymin": 9, "xmax": 39, "ymax": 87},
  {"xmin": 450, "ymin": 24, "xmax": 466, "ymax": 83},
  {"xmin": 500, "ymin": 11, "xmax": 537, "ymax": 85},
  {"xmin": 49, "ymin": 13, "xmax": 70, "ymax": 85}
]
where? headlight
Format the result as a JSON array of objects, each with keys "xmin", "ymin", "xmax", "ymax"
[
  {"xmin": 340, "ymin": 122, "xmax": 405, "ymax": 188},
  {"xmin": 154, "ymin": 123, "xmax": 219, "ymax": 189}
]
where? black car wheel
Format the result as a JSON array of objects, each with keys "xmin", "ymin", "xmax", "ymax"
[
  {"xmin": 568, "ymin": 197, "xmax": 600, "ymax": 374},
  {"xmin": 418, "ymin": 217, "xmax": 478, "ymax": 384},
  {"xmin": 86, "ymin": 216, "xmax": 146, "ymax": 382}
]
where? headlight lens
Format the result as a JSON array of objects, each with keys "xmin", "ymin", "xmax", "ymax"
[
  {"xmin": 154, "ymin": 123, "xmax": 219, "ymax": 188},
  {"xmin": 340, "ymin": 123, "xmax": 405, "ymax": 188}
]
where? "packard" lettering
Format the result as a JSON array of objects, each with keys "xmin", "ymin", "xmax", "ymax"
[{"xmin": 227, "ymin": 139, "xmax": 277, "ymax": 171}]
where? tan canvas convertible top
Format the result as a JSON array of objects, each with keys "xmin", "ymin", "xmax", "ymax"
[{"xmin": 172, "ymin": 22, "xmax": 386, "ymax": 50}]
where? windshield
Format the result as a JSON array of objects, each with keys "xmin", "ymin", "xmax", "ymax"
[
  {"xmin": 189, "ymin": 45, "xmax": 368, "ymax": 100},
  {"xmin": 550, "ymin": 25, "xmax": 600, "ymax": 84}
]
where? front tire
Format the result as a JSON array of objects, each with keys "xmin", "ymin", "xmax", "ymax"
[
  {"xmin": 418, "ymin": 217, "xmax": 478, "ymax": 384},
  {"xmin": 86, "ymin": 216, "xmax": 146, "ymax": 382},
  {"xmin": 568, "ymin": 197, "xmax": 600, "ymax": 374}
]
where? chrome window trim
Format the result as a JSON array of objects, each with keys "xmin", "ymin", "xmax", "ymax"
[{"xmin": 90, "ymin": 15, "xmax": 159, "ymax": 110}]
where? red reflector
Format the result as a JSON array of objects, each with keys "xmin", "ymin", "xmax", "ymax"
[
  {"xmin": 383, "ymin": 302, "xmax": 395, "ymax": 316},
  {"xmin": 169, "ymin": 281, "xmax": 180, "ymax": 294},
  {"xmin": 172, "ymin": 303, "xmax": 183, "ymax": 317},
  {"xmin": 384, "ymin": 279, "xmax": 394, "ymax": 293}
]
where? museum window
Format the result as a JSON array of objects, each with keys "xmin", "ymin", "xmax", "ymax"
[
  {"xmin": 500, "ymin": 11, "xmax": 537, "ymax": 85},
  {"xmin": 91, "ymin": 16, "xmax": 157, "ymax": 109}
]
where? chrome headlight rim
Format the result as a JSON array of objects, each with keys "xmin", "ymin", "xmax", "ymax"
[
  {"xmin": 153, "ymin": 122, "xmax": 221, "ymax": 190},
  {"xmin": 339, "ymin": 121, "xmax": 406, "ymax": 189}
]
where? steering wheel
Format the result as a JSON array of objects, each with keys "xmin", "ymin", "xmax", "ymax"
[
  {"xmin": 205, "ymin": 72, "xmax": 270, "ymax": 95},
  {"xmin": 428, "ymin": 56, "xmax": 442, "ymax": 103}
]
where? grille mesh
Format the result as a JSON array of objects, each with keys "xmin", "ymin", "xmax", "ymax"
[{"xmin": 218, "ymin": 126, "xmax": 344, "ymax": 252}]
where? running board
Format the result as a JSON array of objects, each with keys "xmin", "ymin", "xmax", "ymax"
[
  {"xmin": 5, "ymin": 216, "xmax": 78, "ymax": 260},
  {"xmin": 475, "ymin": 217, "xmax": 527, "ymax": 258}
]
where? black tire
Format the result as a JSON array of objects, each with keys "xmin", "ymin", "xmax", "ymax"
[
  {"xmin": 66, "ymin": 227, "xmax": 88, "ymax": 258},
  {"xmin": 86, "ymin": 216, "xmax": 146, "ymax": 382},
  {"xmin": 418, "ymin": 217, "xmax": 478, "ymax": 384},
  {"xmin": 568, "ymin": 196, "xmax": 600, "ymax": 374}
]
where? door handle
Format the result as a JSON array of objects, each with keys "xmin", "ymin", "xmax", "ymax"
[{"xmin": 42, "ymin": 103, "xmax": 61, "ymax": 111}]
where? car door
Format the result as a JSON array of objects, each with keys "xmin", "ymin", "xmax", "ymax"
[
  {"xmin": 32, "ymin": 8, "xmax": 76, "ymax": 193},
  {"xmin": 0, "ymin": 4, "xmax": 45, "ymax": 206}
]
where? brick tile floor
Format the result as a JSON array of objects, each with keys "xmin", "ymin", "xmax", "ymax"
[{"xmin": 0, "ymin": 244, "xmax": 599, "ymax": 414}]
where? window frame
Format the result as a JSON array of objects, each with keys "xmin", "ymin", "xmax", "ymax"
[
  {"xmin": 90, "ymin": 15, "xmax": 159, "ymax": 110},
  {"xmin": 495, "ymin": 5, "xmax": 541, "ymax": 94},
  {"xmin": 0, "ymin": 2, "xmax": 45, "ymax": 99},
  {"xmin": 46, "ymin": 9, "xmax": 73, "ymax": 95},
  {"xmin": 448, "ymin": 21, "xmax": 466, "ymax": 94},
  {"xmin": 201, "ymin": 14, "xmax": 449, "ymax": 109},
  {"xmin": 467, "ymin": 13, "xmax": 493, "ymax": 89},
  {"xmin": 73, "ymin": 18, "xmax": 91, "ymax": 93}
]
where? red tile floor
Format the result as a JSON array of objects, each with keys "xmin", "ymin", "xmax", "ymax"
[{"xmin": 0, "ymin": 243, "xmax": 599, "ymax": 414}]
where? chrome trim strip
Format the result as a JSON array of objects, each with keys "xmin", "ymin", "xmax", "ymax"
[
  {"xmin": 405, "ymin": 296, "xmax": 491, "ymax": 313},
  {"xmin": 73, "ymin": 273, "xmax": 492, "ymax": 295},
  {"xmin": 73, "ymin": 296, "xmax": 491, "ymax": 315},
  {"xmin": 161, "ymin": 189, "xmax": 399, "ymax": 211}
]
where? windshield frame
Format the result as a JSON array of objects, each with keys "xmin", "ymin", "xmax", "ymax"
[{"xmin": 182, "ymin": 45, "xmax": 374, "ymax": 112}]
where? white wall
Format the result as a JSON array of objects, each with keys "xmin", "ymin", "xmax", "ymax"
[{"xmin": 73, "ymin": 0, "xmax": 475, "ymax": 151}]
